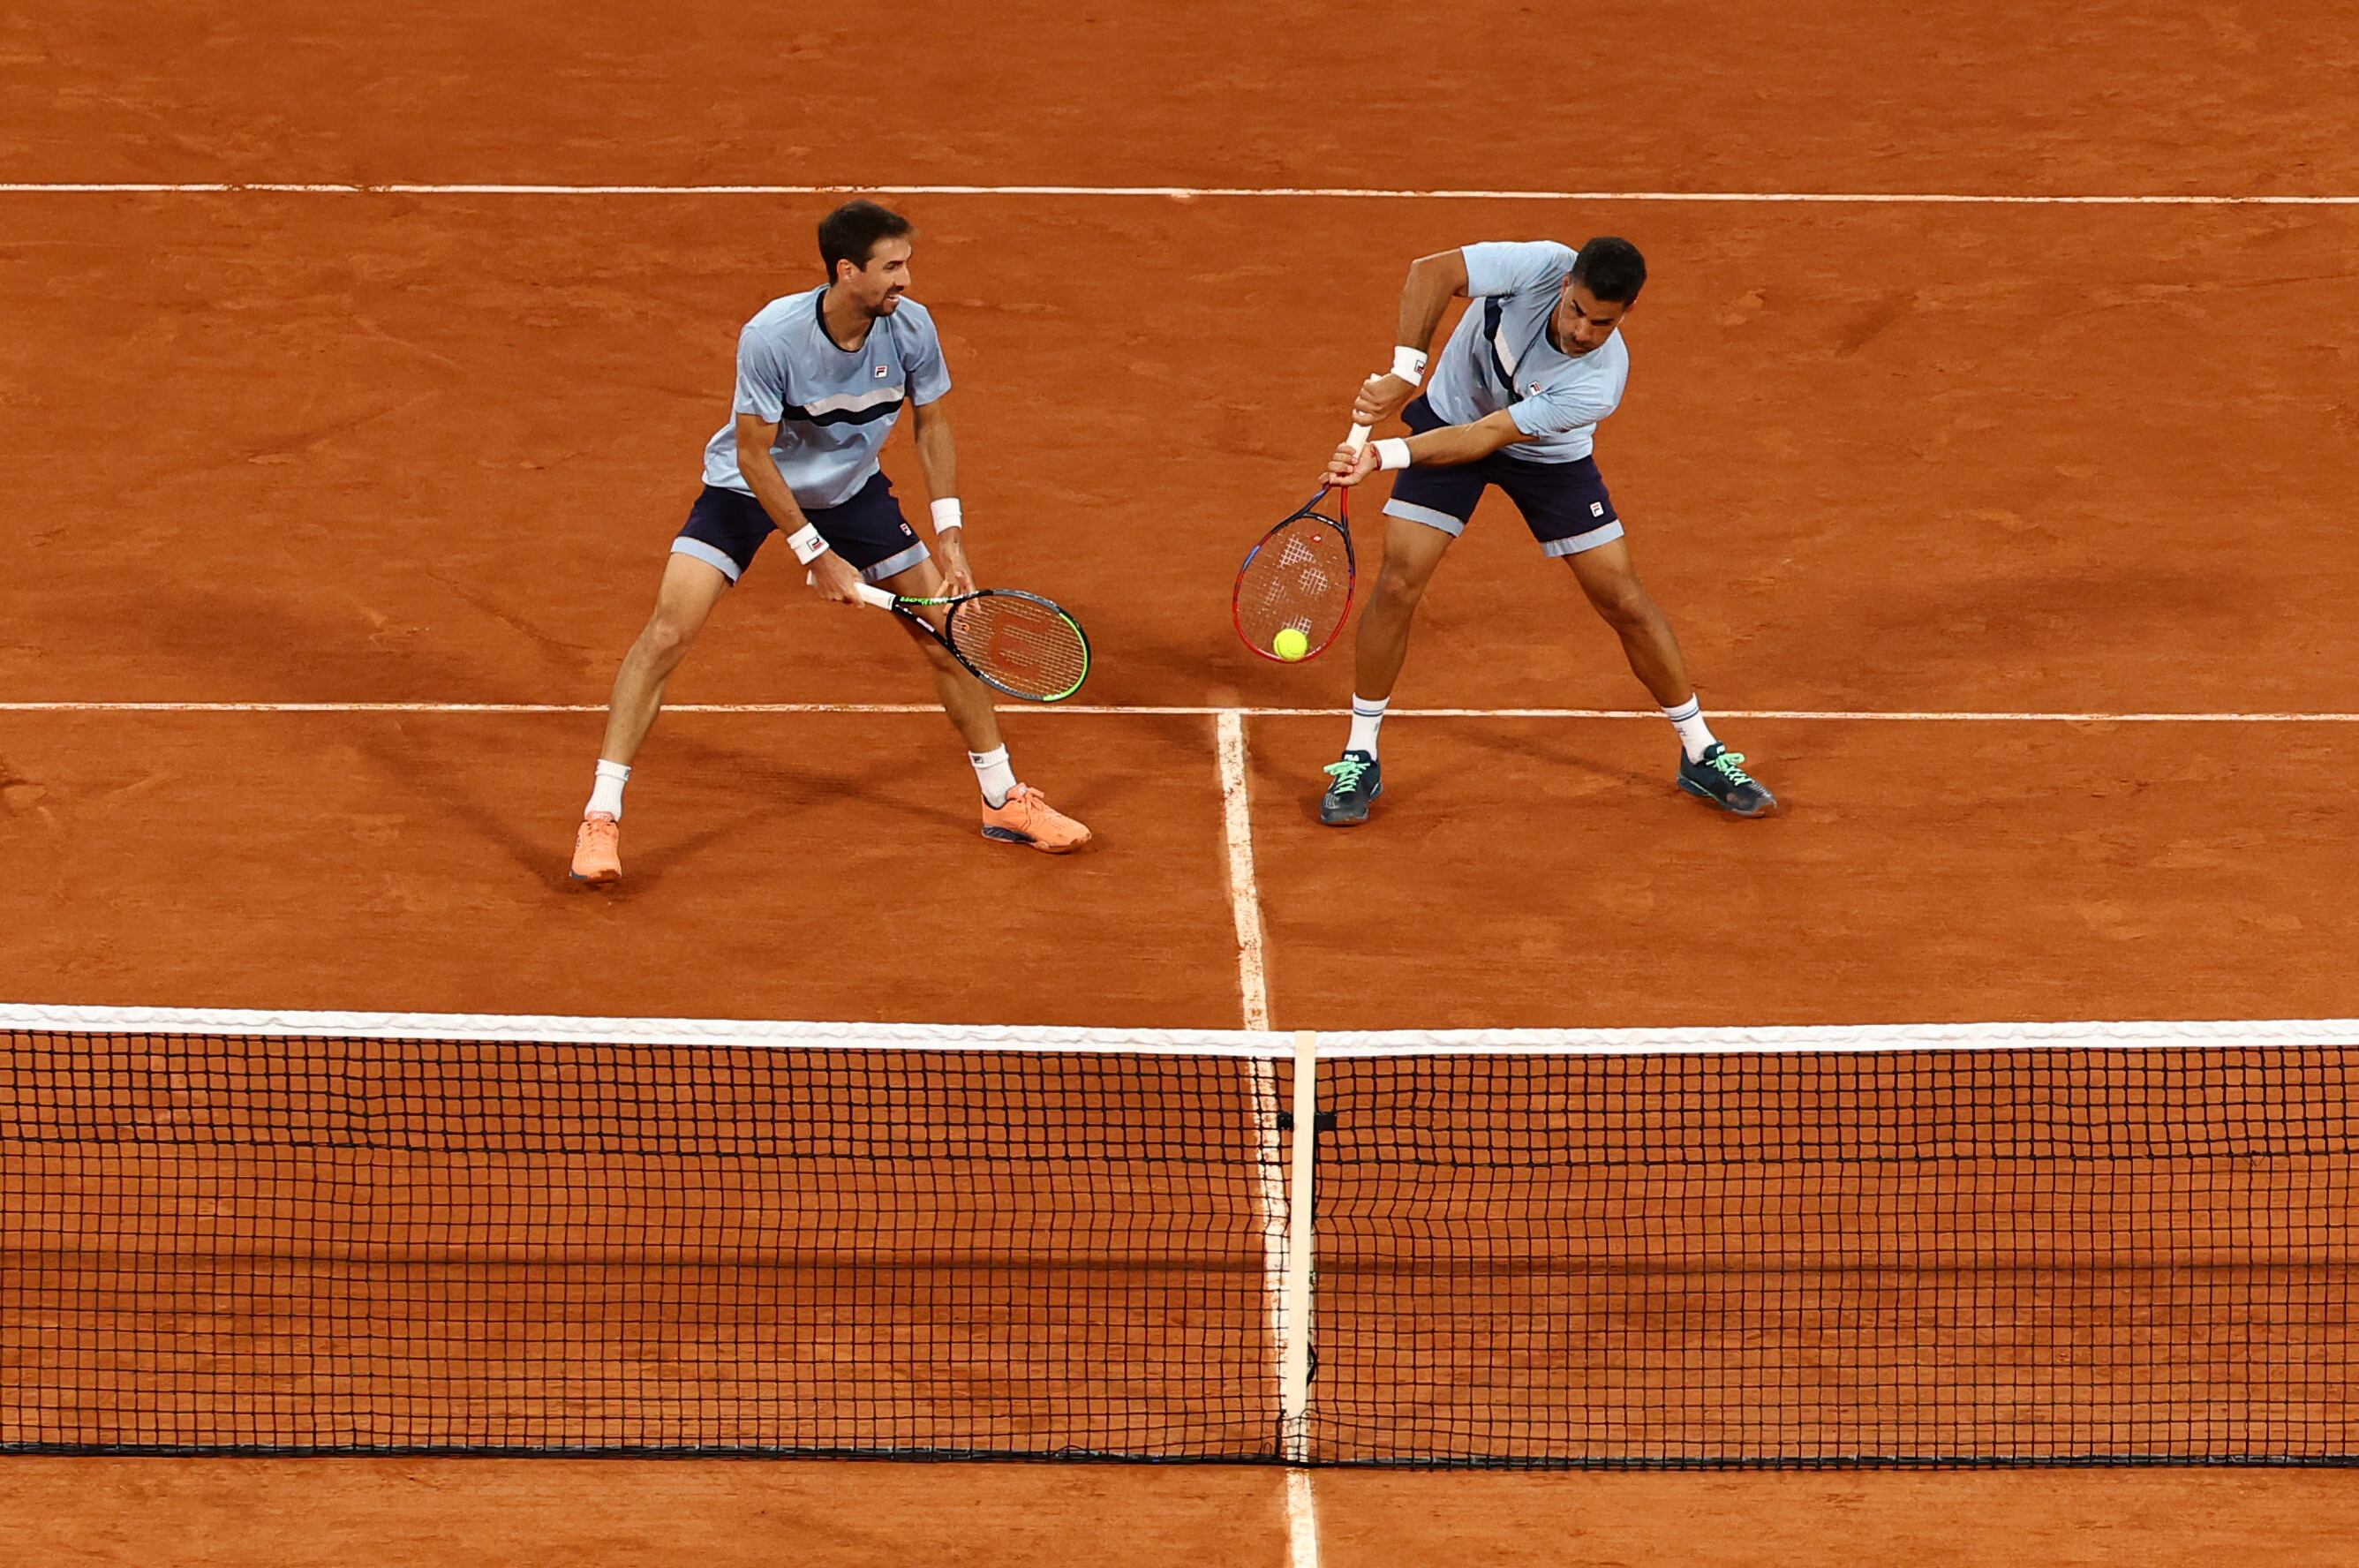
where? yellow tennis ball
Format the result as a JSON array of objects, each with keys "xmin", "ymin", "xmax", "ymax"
[{"xmin": 1272, "ymin": 628, "xmax": 1310, "ymax": 661}]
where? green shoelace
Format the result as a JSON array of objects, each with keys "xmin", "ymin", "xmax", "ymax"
[
  {"xmin": 1704, "ymin": 750, "xmax": 1757, "ymax": 788},
  {"xmin": 1324, "ymin": 756, "xmax": 1375, "ymax": 792}
]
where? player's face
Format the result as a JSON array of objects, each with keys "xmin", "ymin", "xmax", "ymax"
[
  {"xmin": 838, "ymin": 237, "xmax": 915, "ymax": 316},
  {"xmin": 1554, "ymin": 282, "xmax": 1629, "ymax": 356}
]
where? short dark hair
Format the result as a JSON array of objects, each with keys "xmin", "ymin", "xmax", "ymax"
[
  {"xmin": 818, "ymin": 200, "xmax": 915, "ymax": 279},
  {"xmin": 1569, "ymin": 237, "xmax": 1647, "ymax": 304}
]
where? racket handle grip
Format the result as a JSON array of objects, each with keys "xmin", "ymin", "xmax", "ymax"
[
  {"xmin": 806, "ymin": 570, "xmax": 896, "ymax": 610},
  {"xmin": 1345, "ymin": 423, "xmax": 1373, "ymax": 452}
]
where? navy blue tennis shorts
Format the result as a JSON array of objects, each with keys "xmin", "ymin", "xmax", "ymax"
[
  {"xmin": 1383, "ymin": 396, "xmax": 1624, "ymax": 558},
  {"xmin": 670, "ymin": 471, "xmax": 931, "ymax": 584}
]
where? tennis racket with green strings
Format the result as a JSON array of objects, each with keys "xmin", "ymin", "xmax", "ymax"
[{"xmin": 842, "ymin": 581, "xmax": 1092, "ymax": 703}]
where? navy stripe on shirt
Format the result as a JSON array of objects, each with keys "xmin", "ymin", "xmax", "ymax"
[
  {"xmin": 780, "ymin": 396, "xmax": 906, "ymax": 428},
  {"xmin": 1481, "ymin": 298, "xmax": 1514, "ymax": 390}
]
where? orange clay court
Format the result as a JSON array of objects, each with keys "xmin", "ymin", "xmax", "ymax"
[{"xmin": 5, "ymin": 1, "xmax": 2359, "ymax": 1564}]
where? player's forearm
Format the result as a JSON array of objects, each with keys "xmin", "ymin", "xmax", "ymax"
[
  {"xmin": 1392, "ymin": 251, "xmax": 1469, "ymax": 356},
  {"xmin": 913, "ymin": 415, "xmax": 959, "ymax": 503},
  {"xmin": 1394, "ymin": 420, "xmax": 1518, "ymax": 469}
]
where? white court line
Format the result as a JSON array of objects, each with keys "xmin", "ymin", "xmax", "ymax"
[
  {"xmin": 1247, "ymin": 1059, "xmax": 1326, "ymax": 1568},
  {"xmin": 1286, "ymin": 1469, "xmax": 1321, "ymax": 1568},
  {"xmin": 1277, "ymin": 1030, "xmax": 1320, "ymax": 1472},
  {"xmin": 1243, "ymin": 1056, "xmax": 1292, "ymax": 1451},
  {"xmin": 4, "ymin": 182, "xmax": 2359, "ymax": 205},
  {"xmin": 3, "ymin": 700, "xmax": 2356, "ymax": 722},
  {"xmin": 1224, "ymin": 709, "xmax": 1294, "ymax": 1533},
  {"xmin": 1215, "ymin": 711, "xmax": 1272, "ymax": 1032}
]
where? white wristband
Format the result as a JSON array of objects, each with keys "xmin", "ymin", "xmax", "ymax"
[
  {"xmin": 1390, "ymin": 345, "xmax": 1428, "ymax": 384},
  {"xmin": 931, "ymin": 497, "xmax": 963, "ymax": 532},
  {"xmin": 786, "ymin": 524, "xmax": 830, "ymax": 565},
  {"xmin": 1374, "ymin": 438, "xmax": 1413, "ymax": 471}
]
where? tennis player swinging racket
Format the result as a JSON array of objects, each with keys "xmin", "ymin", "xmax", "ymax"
[{"xmin": 1312, "ymin": 237, "xmax": 1778, "ymax": 826}]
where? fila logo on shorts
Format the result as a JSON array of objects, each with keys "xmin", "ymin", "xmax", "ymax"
[{"xmin": 1591, "ymin": 501, "xmax": 1606, "ymax": 516}]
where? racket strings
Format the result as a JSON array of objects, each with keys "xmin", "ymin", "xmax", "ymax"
[
  {"xmin": 1237, "ymin": 516, "xmax": 1353, "ymax": 646},
  {"xmin": 950, "ymin": 595, "xmax": 1089, "ymax": 698}
]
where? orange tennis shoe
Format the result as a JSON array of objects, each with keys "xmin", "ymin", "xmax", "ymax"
[
  {"xmin": 980, "ymin": 785, "xmax": 1091, "ymax": 854},
  {"xmin": 569, "ymin": 811, "xmax": 622, "ymax": 885}
]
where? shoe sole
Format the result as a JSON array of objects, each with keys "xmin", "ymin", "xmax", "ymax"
[
  {"xmin": 1677, "ymin": 778, "xmax": 1779, "ymax": 818},
  {"xmin": 569, "ymin": 865, "xmax": 621, "ymax": 886},
  {"xmin": 982, "ymin": 825, "xmax": 1089, "ymax": 854}
]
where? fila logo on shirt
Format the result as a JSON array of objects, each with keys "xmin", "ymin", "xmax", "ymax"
[
  {"xmin": 1526, "ymin": 383, "xmax": 1542, "ymax": 396},
  {"xmin": 872, "ymin": 365, "xmax": 891, "ymax": 379}
]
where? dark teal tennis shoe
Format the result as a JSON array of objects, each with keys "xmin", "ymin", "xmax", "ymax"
[
  {"xmin": 1318, "ymin": 750, "xmax": 1383, "ymax": 826},
  {"xmin": 1677, "ymin": 743, "xmax": 1777, "ymax": 818}
]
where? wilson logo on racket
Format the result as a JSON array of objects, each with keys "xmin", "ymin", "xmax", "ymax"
[{"xmin": 833, "ymin": 580, "xmax": 1092, "ymax": 704}]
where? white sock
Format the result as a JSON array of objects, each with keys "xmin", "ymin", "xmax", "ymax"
[
  {"xmin": 1345, "ymin": 694, "xmax": 1389, "ymax": 758},
  {"xmin": 1662, "ymin": 696, "xmax": 1719, "ymax": 764},
  {"xmin": 586, "ymin": 758, "xmax": 630, "ymax": 819},
  {"xmin": 969, "ymin": 746, "xmax": 1017, "ymax": 809}
]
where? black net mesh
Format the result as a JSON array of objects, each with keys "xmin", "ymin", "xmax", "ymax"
[
  {"xmin": 0, "ymin": 1028, "xmax": 1289, "ymax": 1457},
  {"xmin": 5, "ymin": 1020, "xmax": 2354, "ymax": 1465},
  {"xmin": 1315, "ymin": 1044, "xmax": 2359, "ymax": 1466}
]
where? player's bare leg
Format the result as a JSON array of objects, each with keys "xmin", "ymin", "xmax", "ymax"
[
  {"xmin": 571, "ymin": 553, "xmax": 735, "ymax": 884},
  {"xmin": 1350, "ymin": 515, "xmax": 1456, "ymax": 704},
  {"xmin": 878, "ymin": 557, "xmax": 1003, "ymax": 755},
  {"xmin": 1564, "ymin": 538, "xmax": 1692, "ymax": 706},
  {"xmin": 1321, "ymin": 515, "xmax": 1455, "ymax": 825},
  {"xmin": 1565, "ymin": 538, "xmax": 1776, "ymax": 818},
  {"xmin": 599, "ymin": 554, "xmax": 735, "ymax": 765},
  {"xmin": 878, "ymin": 558, "xmax": 1089, "ymax": 853}
]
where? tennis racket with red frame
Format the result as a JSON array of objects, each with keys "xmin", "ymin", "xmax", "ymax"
[{"xmin": 1231, "ymin": 424, "xmax": 1372, "ymax": 663}]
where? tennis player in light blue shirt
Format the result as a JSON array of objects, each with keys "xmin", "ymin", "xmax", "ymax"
[
  {"xmin": 697, "ymin": 283, "xmax": 953, "ymax": 520},
  {"xmin": 1423, "ymin": 240, "xmax": 1630, "ymax": 465},
  {"xmin": 1315, "ymin": 236, "xmax": 1776, "ymax": 825},
  {"xmin": 569, "ymin": 200, "xmax": 1091, "ymax": 884}
]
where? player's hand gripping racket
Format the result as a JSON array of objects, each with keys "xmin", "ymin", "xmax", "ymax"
[
  {"xmin": 839, "ymin": 580, "xmax": 1093, "ymax": 704},
  {"xmin": 1232, "ymin": 424, "xmax": 1371, "ymax": 663}
]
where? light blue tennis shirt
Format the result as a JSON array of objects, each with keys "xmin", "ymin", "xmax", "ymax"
[
  {"xmin": 1424, "ymin": 241, "xmax": 1630, "ymax": 464},
  {"xmin": 702, "ymin": 286, "xmax": 952, "ymax": 509}
]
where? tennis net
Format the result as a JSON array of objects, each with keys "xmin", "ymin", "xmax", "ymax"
[{"xmin": 4, "ymin": 1006, "xmax": 2355, "ymax": 1466}]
